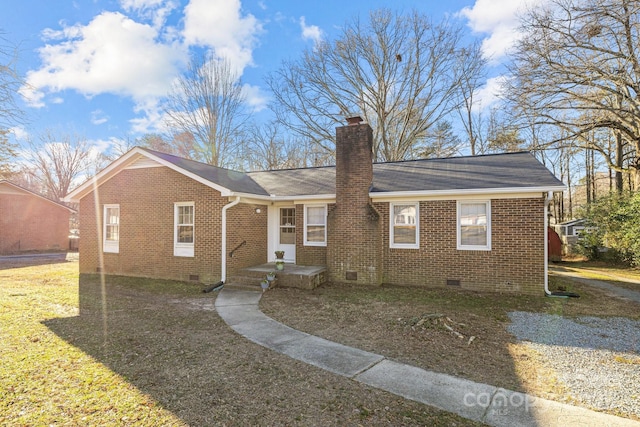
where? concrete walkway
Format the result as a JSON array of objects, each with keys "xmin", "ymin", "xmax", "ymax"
[
  {"xmin": 215, "ymin": 288, "xmax": 639, "ymax": 427},
  {"xmin": 550, "ymin": 267, "xmax": 640, "ymax": 304}
]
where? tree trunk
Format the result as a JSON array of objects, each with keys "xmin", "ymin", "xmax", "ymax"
[{"xmin": 616, "ymin": 132, "xmax": 624, "ymax": 193}]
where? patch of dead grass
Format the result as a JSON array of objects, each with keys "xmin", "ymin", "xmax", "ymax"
[
  {"xmin": 260, "ymin": 277, "xmax": 639, "ymax": 416},
  {"xmin": 1, "ymin": 261, "xmax": 480, "ymax": 426}
]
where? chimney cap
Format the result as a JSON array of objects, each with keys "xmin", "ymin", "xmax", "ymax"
[{"xmin": 346, "ymin": 115, "xmax": 364, "ymax": 125}]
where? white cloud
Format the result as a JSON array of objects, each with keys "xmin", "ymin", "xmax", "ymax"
[
  {"xmin": 10, "ymin": 126, "xmax": 29, "ymax": 141},
  {"xmin": 183, "ymin": 0, "xmax": 262, "ymax": 75},
  {"xmin": 300, "ymin": 16, "xmax": 323, "ymax": 45},
  {"xmin": 242, "ymin": 83, "xmax": 268, "ymax": 112},
  {"xmin": 129, "ymin": 99, "xmax": 169, "ymax": 134},
  {"xmin": 88, "ymin": 137, "xmax": 115, "ymax": 156},
  {"xmin": 458, "ymin": 0, "xmax": 549, "ymax": 61},
  {"xmin": 119, "ymin": 0, "xmax": 179, "ymax": 29},
  {"xmin": 91, "ymin": 109, "xmax": 109, "ymax": 125},
  {"xmin": 474, "ymin": 75, "xmax": 509, "ymax": 112},
  {"xmin": 20, "ymin": 1, "xmax": 265, "ymax": 138},
  {"xmin": 21, "ymin": 11, "xmax": 186, "ymax": 109}
]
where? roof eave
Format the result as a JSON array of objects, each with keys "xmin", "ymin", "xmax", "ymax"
[
  {"xmin": 227, "ymin": 192, "xmax": 336, "ymax": 202},
  {"xmin": 1, "ymin": 180, "xmax": 77, "ymax": 213},
  {"xmin": 231, "ymin": 185, "xmax": 567, "ymax": 203},
  {"xmin": 369, "ymin": 185, "xmax": 567, "ymax": 200},
  {"xmin": 64, "ymin": 147, "xmax": 236, "ymax": 203}
]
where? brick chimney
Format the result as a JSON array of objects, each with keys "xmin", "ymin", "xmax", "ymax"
[{"xmin": 327, "ymin": 116, "xmax": 382, "ymax": 285}]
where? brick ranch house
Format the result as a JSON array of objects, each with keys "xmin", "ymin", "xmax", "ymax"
[
  {"xmin": 0, "ymin": 180, "xmax": 76, "ymax": 254},
  {"xmin": 65, "ymin": 118, "xmax": 566, "ymax": 295}
]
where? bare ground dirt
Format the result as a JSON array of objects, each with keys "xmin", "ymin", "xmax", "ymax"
[
  {"xmin": 42, "ymin": 272, "xmax": 483, "ymax": 426},
  {"xmin": 260, "ymin": 277, "xmax": 640, "ymax": 410}
]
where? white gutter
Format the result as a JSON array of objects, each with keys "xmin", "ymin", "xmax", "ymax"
[
  {"xmin": 544, "ymin": 191, "xmax": 553, "ymax": 295},
  {"xmin": 220, "ymin": 196, "xmax": 241, "ymax": 283},
  {"xmin": 370, "ymin": 185, "xmax": 567, "ymax": 200}
]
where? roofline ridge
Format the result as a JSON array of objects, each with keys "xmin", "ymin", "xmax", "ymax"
[
  {"xmin": 247, "ymin": 164, "xmax": 337, "ymax": 174},
  {"xmin": 373, "ymin": 151, "xmax": 533, "ymax": 166}
]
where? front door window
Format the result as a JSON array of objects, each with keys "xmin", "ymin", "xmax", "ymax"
[{"xmin": 280, "ymin": 208, "xmax": 296, "ymax": 245}]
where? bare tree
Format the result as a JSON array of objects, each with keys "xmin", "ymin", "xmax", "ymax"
[
  {"xmin": 0, "ymin": 34, "xmax": 25, "ymax": 177},
  {"xmin": 240, "ymin": 122, "xmax": 320, "ymax": 171},
  {"xmin": 455, "ymin": 40, "xmax": 488, "ymax": 156},
  {"xmin": 0, "ymin": 34, "xmax": 23, "ymax": 129},
  {"xmin": 267, "ymin": 9, "xmax": 485, "ymax": 162},
  {"xmin": 0, "ymin": 128, "xmax": 17, "ymax": 179},
  {"xmin": 504, "ymin": 0, "xmax": 640, "ymax": 188},
  {"xmin": 22, "ymin": 131, "xmax": 93, "ymax": 201},
  {"xmin": 164, "ymin": 53, "xmax": 248, "ymax": 167}
]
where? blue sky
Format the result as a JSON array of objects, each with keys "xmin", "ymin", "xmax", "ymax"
[{"xmin": 1, "ymin": 0, "xmax": 545, "ymax": 155}]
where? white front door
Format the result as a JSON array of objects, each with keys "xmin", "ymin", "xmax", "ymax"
[{"xmin": 275, "ymin": 206, "xmax": 296, "ymax": 263}]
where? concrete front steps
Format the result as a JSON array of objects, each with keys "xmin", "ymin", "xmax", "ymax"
[{"xmin": 225, "ymin": 263, "xmax": 327, "ymax": 290}]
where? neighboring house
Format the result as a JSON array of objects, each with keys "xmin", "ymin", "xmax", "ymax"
[
  {"xmin": 553, "ymin": 218, "xmax": 592, "ymax": 254},
  {"xmin": 65, "ymin": 118, "xmax": 566, "ymax": 295},
  {"xmin": 554, "ymin": 218, "xmax": 587, "ymax": 238},
  {"xmin": 0, "ymin": 180, "xmax": 76, "ymax": 254}
]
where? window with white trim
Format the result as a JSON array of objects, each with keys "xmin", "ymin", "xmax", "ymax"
[
  {"xmin": 103, "ymin": 204, "xmax": 120, "ymax": 253},
  {"xmin": 304, "ymin": 204, "xmax": 327, "ymax": 246},
  {"xmin": 457, "ymin": 200, "xmax": 491, "ymax": 250},
  {"xmin": 390, "ymin": 202, "xmax": 419, "ymax": 249},
  {"xmin": 174, "ymin": 202, "xmax": 194, "ymax": 257}
]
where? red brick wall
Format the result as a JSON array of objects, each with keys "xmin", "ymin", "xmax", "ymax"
[
  {"xmin": 226, "ymin": 203, "xmax": 268, "ymax": 277},
  {"xmin": 0, "ymin": 194, "xmax": 71, "ymax": 254},
  {"xmin": 376, "ymin": 197, "xmax": 545, "ymax": 294},
  {"xmin": 79, "ymin": 166, "xmax": 267, "ymax": 283},
  {"xmin": 295, "ymin": 203, "xmax": 328, "ymax": 266}
]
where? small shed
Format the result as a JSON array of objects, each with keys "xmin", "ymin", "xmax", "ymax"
[
  {"xmin": 547, "ymin": 226, "xmax": 562, "ymax": 261},
  {"xmin": 0, "ymin": 181, "xmax": 76, "ymax": 254}
]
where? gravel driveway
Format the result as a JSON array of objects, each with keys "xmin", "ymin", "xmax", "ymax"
[{"xmin": 508, "ymin": 311, "xmax": 640, "ymax": 419}]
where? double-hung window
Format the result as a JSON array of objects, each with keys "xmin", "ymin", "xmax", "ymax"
[
  {"xmin": 103, "ymin": 204, "xmax": 120, "ymax": 253},
  {"xmin": 457, "ymin": 200, "xmax": 491, "ymax": 250},
  {"xmin": 174, "ymin": 202, "xmax": 194, "ymax": 257},
  {"xmin": 390, "ymin": 202, "xmax": 419, "ymax": 249},
  {"xmin": 304, "ymin": 205, "xmax": 327, "ymax": 246}
]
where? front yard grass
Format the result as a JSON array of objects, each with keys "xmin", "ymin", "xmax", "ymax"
[
  {"xmin": 3, "ymin": 258, "xmax": 637, "ymax": 425},
  {"xmin": 0, "ymin": 260, "xmax": 479, "ymax": 426}
]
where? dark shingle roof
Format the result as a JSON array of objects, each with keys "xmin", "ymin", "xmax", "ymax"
[
  {"xmin": 142, "ymin": 148, "xmax": 269, "ymax": 195},
  {"xmin": 247, "ymin": 167, "xmax": 336, "ymax": 196},
  {"xmin": 371, "ymin": 152, "xmax": 564, "ymax": 193},
  {"xmin": 146, "ymin": 149, "xmax": 564, "ymax": 198}
]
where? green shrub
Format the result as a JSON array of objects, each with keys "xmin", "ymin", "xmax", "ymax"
[{"xmin": 582, "ymin": 191, "xmax": 640, "ymax": 266}]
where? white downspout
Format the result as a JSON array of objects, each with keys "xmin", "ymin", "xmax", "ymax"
[
  {"xmin": 544, "ymin": 191, "xmax": 553, "ymax": 295},
  {"xmin": 221, "ymin": 196, "xmax": 241, "ymax": 283}
]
